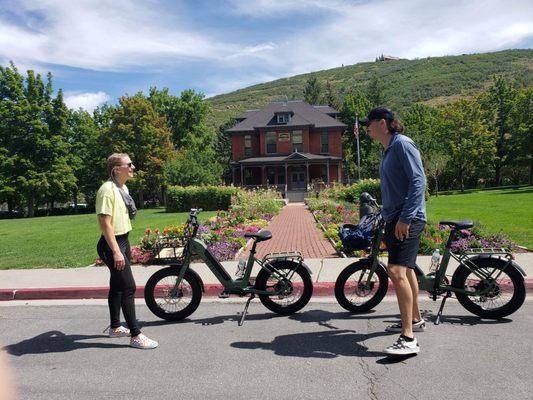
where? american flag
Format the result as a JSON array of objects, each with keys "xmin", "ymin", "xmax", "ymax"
[{"xmin": 353, "ymin": 116, "xmax": 359, "ymax": 138}]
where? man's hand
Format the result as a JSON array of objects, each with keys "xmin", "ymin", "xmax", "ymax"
[
  {"xmin": 395, "ymin": 221, "xmax": 410, "ymax": 241},
  {"xmin": 113, "ymin": 251, "xmax": 125, "ymax": 270}
]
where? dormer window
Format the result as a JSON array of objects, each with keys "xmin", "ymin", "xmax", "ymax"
[{"xmin": 277, "ymin": 113, "xmax": 290, "ymax": 124}]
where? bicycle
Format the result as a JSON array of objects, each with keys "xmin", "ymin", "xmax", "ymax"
[
  {"xmin": 335, "ymin": 194, "xmax": 527, "ymax": 324},
  {"xmin": 144, "ymin": 209, "xmax": 314, "ymax": 325}
]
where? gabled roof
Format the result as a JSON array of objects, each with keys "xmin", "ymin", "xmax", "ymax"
[{"xmin": 227, "ymin": 100, "xmax": 347, "ymax": 133}]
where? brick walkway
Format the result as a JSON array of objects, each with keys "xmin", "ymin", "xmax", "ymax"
[{"xmin": 248, "ymin": 203, "xmax": 339, "ymax": 259}]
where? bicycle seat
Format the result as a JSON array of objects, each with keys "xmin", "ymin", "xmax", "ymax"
[
  {"xmin": 439, "ymin": 220, "xmax": 473, "ymax": 230},
  {"xmin": 244, "ymin": 230, "xmax": 272, "ymax": 242}
]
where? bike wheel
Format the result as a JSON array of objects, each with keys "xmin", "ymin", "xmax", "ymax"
[
  {"xmin": 255, "ymin": 260, "xmax": 313, "ymax": 315},
  {"xmin": 452, "ymin": 258, "xmax": 526, "ymax": 319},
  {"xmin": 335, "ymin": 260, "xmax": 389, "ymax": 313},
  {"xmin": 144, "ymin": 267, "xmax": 202, "ymax": 321}
]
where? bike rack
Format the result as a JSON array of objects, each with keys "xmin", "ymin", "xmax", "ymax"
[{"xmin": 261, "ymin": 251, "xmax": 304, "ymax": 263}]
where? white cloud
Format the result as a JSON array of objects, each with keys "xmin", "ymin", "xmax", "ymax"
[
  {"xmin": 0, "ymin": 0, "xmax": 237, "ymax": 71},
  {"xmin": 64, "ymin": 91, "xmax": 110, "ymax": 112}
]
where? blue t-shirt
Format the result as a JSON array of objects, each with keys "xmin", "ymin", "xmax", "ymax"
[{"xmin": 379, "ymin": 133, "xmax": 426, "ymax": 224}]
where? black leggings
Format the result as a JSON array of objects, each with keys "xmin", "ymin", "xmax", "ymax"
[{"xmin": 97, "ymin": 234, "xmax": 141, "ymax": 337}]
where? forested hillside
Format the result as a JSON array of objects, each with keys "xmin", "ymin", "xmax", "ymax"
[{"xmin": 208, "ymin": 49, "xmax": 533, "ymax": 127}]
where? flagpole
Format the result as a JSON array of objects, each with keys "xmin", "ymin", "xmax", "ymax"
[{"xmin": 355, "ymin": 115, "xmax": 361, "ymax": 181}]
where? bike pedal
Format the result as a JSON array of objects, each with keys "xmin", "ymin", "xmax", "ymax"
[{"xmin": 218, "ymin": 291, "xmax": 230, "ymax": 299}]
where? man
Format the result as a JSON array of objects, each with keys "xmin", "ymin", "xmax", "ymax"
[{"xmin": 360, "ymin": 107, "xmax": 427, "ymax": 356}]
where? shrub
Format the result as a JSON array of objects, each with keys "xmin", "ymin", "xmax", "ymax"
[
  {"xmin": 321, "ymin": 180, "xmax": 381, "ymax": 204},
  {"xmin": 166, "ymin": 185, "xmax": 240, "ymax": 212}
]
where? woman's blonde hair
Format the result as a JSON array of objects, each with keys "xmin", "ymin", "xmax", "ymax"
[{"xmin": 107, "ymin": 153, "xmax": 129, "ymax": 178}]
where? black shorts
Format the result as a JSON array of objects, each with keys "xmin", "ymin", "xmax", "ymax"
[{"xmin": 384, "ymin": 217, "xmax": 426, "ymax": 268}]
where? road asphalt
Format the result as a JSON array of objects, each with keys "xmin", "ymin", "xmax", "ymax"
[{"xmin": 1, "ymin": 300, "xmax": 532, "ymax": 400}]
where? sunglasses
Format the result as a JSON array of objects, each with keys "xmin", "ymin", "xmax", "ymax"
[{"xmin": 121, "ymin": 162, "xmax": 134, "ymax": 168}]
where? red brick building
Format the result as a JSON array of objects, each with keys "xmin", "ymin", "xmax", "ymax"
[{"xmin": 228, "ymin": 100, "xmax": 346, "ymax": 199}]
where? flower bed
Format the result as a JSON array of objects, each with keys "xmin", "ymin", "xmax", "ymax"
[
  {"xmin": 308, "ymin": 191, "xmax": 517, "ymax": 256},
  {"xmin": 130, "ymin": 188, "xmax": 282, "ymax": 264}
]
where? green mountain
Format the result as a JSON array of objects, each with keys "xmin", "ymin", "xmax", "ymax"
[{"xmin": 208, "ymin": 49, "xmax": 533, "ymax": 127}]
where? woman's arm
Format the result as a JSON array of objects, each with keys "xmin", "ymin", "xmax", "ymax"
[{"xmin": 98, "ymin": 214, "xmax": 125, "ymax": 270}]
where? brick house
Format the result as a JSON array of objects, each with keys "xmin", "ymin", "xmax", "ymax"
[{"xmin": 228, "ymin": 100, "xmax": 346, "ymax": 200}]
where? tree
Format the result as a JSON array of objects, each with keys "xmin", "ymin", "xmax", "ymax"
[
  {"xmin": 215, "ymin": 118, "xmax": 237, "ymax": 184},
  {"xmin": 0, "ymin": 63, "xmax": 75, "ymax": 216},
  {"xmin": 102, "ymin": 95, "xmax": 174, "ymax": 207},
  {"xmin": 303, "ymin": 76, "xmax": 322, "ymax": 105},
  {"xmin": 148, "ymin": 87, "xmax": 211, "ymax": 149},
  {"xmin": 322, "ymin": 80, "xmax": 339, "ymax": 109},
  {"xmin": 440, "ymin": 99, "xmax": 495, "ymax": 192},
  {"xmin": 478, "ymin": 75, "xmax": 518, "ymax": 186},
  {"xmin": 508, "ymin": 87, "xmax": 533, "ymax": 185},
  {"xmin": 339, "ymin": 90, "xmax": 374, "ymax": 181},
  {"xmin": 68, "ymin": 108, "xmax": 103, "ymax": 207},
  {"xmin": 366, "ymin": 73, "xmax": 386, "ymax": 107}
]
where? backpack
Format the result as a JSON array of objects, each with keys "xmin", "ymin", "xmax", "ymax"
[{"xmin": 339, "ymin": 212, "xmax": 381, "ymax": 252}]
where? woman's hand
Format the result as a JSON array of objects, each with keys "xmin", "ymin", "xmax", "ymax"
[
  {"xmin": 395, "ymin": 221, "xmax": 410, "ymax": 241},
  {"xmin": 113, "ymin": 250, "xmax": 125, "ymax": 270}
]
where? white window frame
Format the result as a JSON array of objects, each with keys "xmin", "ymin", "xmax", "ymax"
[{"xmin": 292, "ymin": 130, "xmax": 303, "ymax": 152}]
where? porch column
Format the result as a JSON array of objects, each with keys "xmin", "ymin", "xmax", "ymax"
[
  {"xmin": 326, "ymin": 160, "xmax": 330, "ymax": 184},
  {"xmin": 306, "ymin": 162, "xmax": 310, "ymax": 190},
  {"xmin": 284, "ymin": 163, "xmax": 288, "ymax": 193},
  {"xmin": 337, "ymin": 163, "xmax": 341, "ymax": 183},
  {"xmin": 231, "ymin": 166, "xmax": 235, "ymax": 185},
  {"xmin": 262, "ymin": 165, "xmax": 266, "ymax": 186},
  {"xmin": 240, "ymin": 164, "xmax": 244, "ymax": 187}
]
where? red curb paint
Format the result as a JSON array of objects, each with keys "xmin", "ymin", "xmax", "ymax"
[{"xmin": 1, "ymin": 279, "xmax": 532, "ymax": 301}]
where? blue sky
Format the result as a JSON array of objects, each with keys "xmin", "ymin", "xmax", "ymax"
[{"xmin": 1, "ymin": 0, "xmax": 532, "ymax": 111}]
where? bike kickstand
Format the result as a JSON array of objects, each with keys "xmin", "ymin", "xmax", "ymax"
[
  {"xmin": 435, "ymin": 291, "xmax": 452, "ymax": 325},
  {"xmin": 238, "ymin": 294, "xmax": 255, "ymax": 326}
]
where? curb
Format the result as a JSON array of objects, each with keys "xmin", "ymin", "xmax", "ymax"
[{"xmin": 2, "ymin": 279, "xmax": 533, "ymax": 301}]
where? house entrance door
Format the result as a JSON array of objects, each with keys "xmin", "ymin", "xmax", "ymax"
[{"xmin": 291, "ymin": 166, "xmax": 306, "ymax": 190}]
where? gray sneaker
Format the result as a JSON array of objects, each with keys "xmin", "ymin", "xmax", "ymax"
[
  {"xmin": 383, "ymin": 336, "xmax": 420, "ymax": 356},
  {"xmin": 130, "ymin": 334, "xmax": 158, "ymax": 349},
  {"xmin": 108, "ymin": 326, "xmax": 130, "ymax": 338},
  {"xmin": 385, "ymin": 319, "xmax": 426, "ymax": 333}
]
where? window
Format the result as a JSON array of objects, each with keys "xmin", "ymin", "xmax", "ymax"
[
  {"xmin": 320, "ymin": 131, "xmax": 329, "ymax": 153},
  {"xmin": 277, "ymin": 113, "xmax": 290, "ymax": 124},
  {"xmin": 266, "ymin": 131, "xmax": 277, "ymax": 154},
  {"xmin": 244, "ymin": 135, "xmax": 252, "ymax": 157},
  {"xmin": 292, "ymin": 130, "xmax": 303, "ymax": 152}
]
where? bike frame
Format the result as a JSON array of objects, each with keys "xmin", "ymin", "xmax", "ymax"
[
  {"xmin": 363, "ymin": 216, "xmax": 515, "ymax": 298},
  {"xmin": 172, "ymin": 211, "xmax": 302, "ymax": 297}
]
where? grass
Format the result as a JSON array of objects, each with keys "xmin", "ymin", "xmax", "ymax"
[
  {"xmin": 0, "ymin": 208, "xmax": 216, "ymax": 270},
  {"xmin": 426, "ymin": 186, "xmax": 533, "ymax": 248}
]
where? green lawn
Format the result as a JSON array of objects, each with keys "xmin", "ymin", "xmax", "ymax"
[
  {"xmin": 0, "ymin": 208, "xmax": 216, "ymax": 270},
  {"xmin": 426, "ymin": 187, "xmax": 533, "ymax": 248}
]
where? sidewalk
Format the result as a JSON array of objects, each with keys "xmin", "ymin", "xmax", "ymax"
[
  {"xmin": 247, "ymin": 202, "xmax": 338, "ymax": 260},
  {"xmin": 1, "ymin": 254, "xmax": 532, "ymax": 300}
]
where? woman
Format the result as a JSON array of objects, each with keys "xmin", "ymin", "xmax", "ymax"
[{"xmin": 96, "ymin": 153, "xmax": 158, "ymax": 349}]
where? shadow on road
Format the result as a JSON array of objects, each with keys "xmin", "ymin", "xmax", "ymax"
[
  {"xmin": 2, "ymin": 331, "xmax": 129, "ymax": 356},
  {"xmin": 230, "ymin": 329, "xmax": 388, "ymax": 359}
]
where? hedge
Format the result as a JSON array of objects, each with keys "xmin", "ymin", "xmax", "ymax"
[{"xmin": 166, "ymin": 185, "xmax": 240, "ymax": 212}]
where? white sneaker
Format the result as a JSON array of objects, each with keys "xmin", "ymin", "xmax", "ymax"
[
  {"xmin": 108, "ymin": 326, "xmax": 130, "ymax": 338},
  {"xmin": 130, "ymin": 334, "xmax": 158, "ymax": 349},
  {"xmin": 385, "ymin": 319, "xmax": 426, "ymax": 333},
  {"xmin": 383, "ymin": 336, "xmax": 420, "ymax": 356}
]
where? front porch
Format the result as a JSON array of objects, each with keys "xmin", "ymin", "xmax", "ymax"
[{"xmin": 231, "ymin": 152, "xmax": 342, "ymax": 198}]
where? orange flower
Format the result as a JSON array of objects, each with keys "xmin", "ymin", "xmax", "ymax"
[{"xmin": 146, "ymin": 228, "xmax": 151, "ymax": 235}]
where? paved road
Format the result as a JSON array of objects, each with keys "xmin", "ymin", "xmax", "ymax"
[{"xmin": 1, "ymin": 299, "xmax": 532, "ymax": 400}]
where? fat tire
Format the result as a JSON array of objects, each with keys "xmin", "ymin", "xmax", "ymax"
[
  {"xmin": 335, "ymin": 260, "xmax": 389, "ymax": 313},
  {"xmin": 452, "ymin": 258, "xmax": 526, "ymax": 319},
  {"xmin": 255, "ymin": 261, "xmax": 313, "ymax": 315},
  {"xmin": 144, "ymin": 267, "xmax": 202, "ymax": 321}
]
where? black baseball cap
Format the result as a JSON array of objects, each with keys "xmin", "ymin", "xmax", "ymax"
[{"xmin": 359, "ymin": 107, "xmax": 394, "ymax": 126}]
